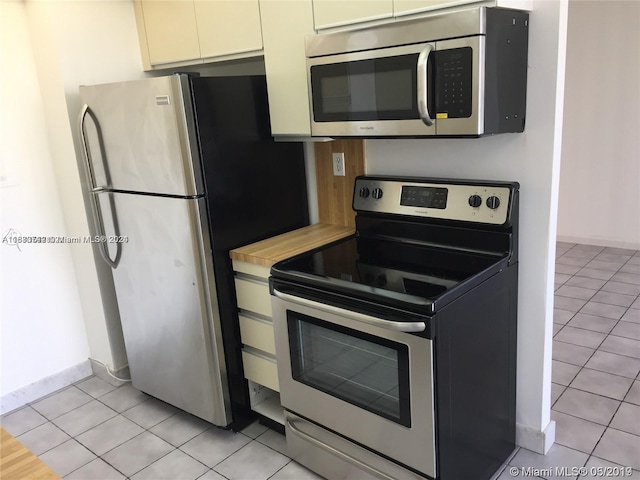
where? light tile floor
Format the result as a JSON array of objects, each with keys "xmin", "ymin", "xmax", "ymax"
[{"xmin": 1, "ymin": 243, "xmax": 639, "ymax": 480}]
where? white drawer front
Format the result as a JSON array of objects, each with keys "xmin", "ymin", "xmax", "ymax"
[
  {"xmin": 239, "ymin": 315, "xmax": 276, "ymax": 355},
  {"xmin": 232, "ymin": 261, "xmax": 270, "ymax": 279},
  {"xmin": 234, "ymin": 278, "xmax": 272, "ymax": 317},
  {"xmin": 242, "ymin": 350, "xmax": 279, "ymax": 392}
]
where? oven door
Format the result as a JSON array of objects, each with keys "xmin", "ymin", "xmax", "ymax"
[{"xmin": 271, "ymin": 285, "xmax": 436, "ymax": 478}]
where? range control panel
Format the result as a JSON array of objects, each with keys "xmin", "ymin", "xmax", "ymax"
[{"xmin": 353, "ymin": 177, "xmax": 516, "ymax": 225}]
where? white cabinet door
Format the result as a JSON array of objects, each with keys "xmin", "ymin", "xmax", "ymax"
[
  {"xmin": 313, "ymin": 0, "xmax": 393, "ymax": 30},
  {"xmin": 260, "ymin": 0, "xmax": 315, "ymax": 136},
  {"xmin": 139, "ymin": 0, "xmax": 201, "ymax": 66},
  {"xmin": 234, "ymin": 277, "xmax": 273, "ymax": 318},
  {"xmin": 136, "ymin": 0, "xmax": 264, "ymax": 70},
  {"xmin": 394, "ymin": 0, "xmax": 530, "ymax": 17},
  {"xmin": 242, "ymin": 351, "xmax": 279, "ymax": 392},
  {"xmin": 239, "ymin": 315, "xmax": 276, "ymax": 355},
  {"xmin": 195, "ymin": 0, "xmax": 263, "ymax": 60},
  {"xmin": 394, "ymin": 0, "xmax": 480, "ymax": 17}
]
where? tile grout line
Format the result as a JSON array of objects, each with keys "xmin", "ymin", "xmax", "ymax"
[
  {"xmin": 553, "ymin": 314, "xmax": 640, "ymax": 360},
  {"xmin": 8, "ymin": 380, "xmax": 272, "ymax": 480},
  {"xmin": 553, "ymin": 243, "xmax": 639, "ymax": 473},
  {"xmin": 556, "ymin": 358, "xmax": 640, "ymax": 382},
  {"xmin": 77, "ymin": 387, "xmax": 189, "ymax": 478},
  {"xmin": 33, "ymin": 387, "xmax": 170, "ymax": 478},
  {"xmin": 62, "ymin": 400, "xmax": 289, "ymax": 479}
]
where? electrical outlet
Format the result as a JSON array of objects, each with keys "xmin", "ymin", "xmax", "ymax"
[{"xmin": 332, "ymin": 152, "xmax": 346, "ymax": 177}]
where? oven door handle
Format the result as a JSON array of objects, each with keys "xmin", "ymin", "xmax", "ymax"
[
  {"xmin": 287, "ymin": 418, "xmax": 396, "ymax": 480},
  {"xmin": 273, "ymin": 288, "xmax": 426, "ymax": 333}
]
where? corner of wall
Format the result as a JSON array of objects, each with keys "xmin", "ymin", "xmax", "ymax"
[{"xmin": 516, "ymin": 420, "xmax": 556, "ymax": 454}]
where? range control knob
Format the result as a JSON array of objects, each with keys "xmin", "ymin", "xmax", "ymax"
[
  {"xmin": 372, "ymin": 188, "xmax": 384, "ymax": 200},
  {"xmin": 359, "ymin": 187, "xmax": 370, "ymax": 198},
  {"xmin": 468, "ymin": 194, "xmax": 482, "ymax": 208},
  {"xmin": 486, "ymin": 196, "xmax": 501, "ymax": 210}
]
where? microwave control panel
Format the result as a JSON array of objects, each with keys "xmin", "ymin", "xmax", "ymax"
[
  {"xmin": 354, "ymin": 177, "xmax": 515, "ymax": 226},
  {"xmin": 435, "ymin": 47, "xmax": 473, "ymax": 119}
]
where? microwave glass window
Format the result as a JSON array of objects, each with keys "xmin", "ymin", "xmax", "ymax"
[
  {"xmin": 311, "ymin": 54, "xmax": 421, "ymax": 122},
  {"xmin": 287, "ymin": 311, "xmax": 411, "ymax": 426},
  {"xmin": 319, "ymin": 76, "xmax": 351, "ymax": 114},
  {"xmin": 374, "ymin": 69, "xmax": 414, "ymax": 112}
]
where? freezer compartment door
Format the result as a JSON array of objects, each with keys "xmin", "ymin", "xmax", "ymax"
[
  {"xmin": 109, "ymin": 192, "xmax": 230, "ymax": 426},
  {"xmin": 79, "ymin": 75, "xmax": 203, "ymax": 196}
]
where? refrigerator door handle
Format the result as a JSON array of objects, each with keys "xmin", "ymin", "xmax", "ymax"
[{"xmin": 79, "ymin": 104, "xmax": 121, "ymax": 269}]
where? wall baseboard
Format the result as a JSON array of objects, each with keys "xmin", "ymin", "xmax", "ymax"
[
  {"xmin": 516, "ymin": 420, "xmax": 556, "ymax": 454},
  {"xmin": 0, "ymin": 360, "xmax": 92, "ymax": 415},
  {"xmin": 557, "ymin": 235, "xmax": 640, "ymax": 251},
  {"xmin": 89, "ymin": 358, "xmax": 130, "ymax": 387}
]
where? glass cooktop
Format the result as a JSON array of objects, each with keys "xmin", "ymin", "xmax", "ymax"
[{"xmin": 273, "ymin": 236, "xmax": 506, "ymax": 307}]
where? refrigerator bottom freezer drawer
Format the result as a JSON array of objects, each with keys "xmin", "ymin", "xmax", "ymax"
[{"xmin": 107, "ymin": 192, "xmax": 230, "ymax": 426}]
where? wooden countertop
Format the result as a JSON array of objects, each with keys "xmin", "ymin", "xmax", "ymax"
[{"xmin": 230, "ymin": 223, "xmax": 355, "ymax": 268}]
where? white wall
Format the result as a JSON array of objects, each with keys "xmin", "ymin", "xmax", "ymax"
[
  {"xmin": 24, "ymin": 0, "xmax": 151, "ymax": 380},
  {"xmin": 0, "ymin": 1, "xmax": 91, "ymax": 412},
  {"xmin": 557, "ymin": 0, "xmax": 640, "ymax": 250},
  {"xmin": 365, "ymin": 0, "xmax": 568, "ymax": 452}
]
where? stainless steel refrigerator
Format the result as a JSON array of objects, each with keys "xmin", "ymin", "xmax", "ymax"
[{"xmin": 78, "ymin": 74, "xmax": 308, "ymax": 429}]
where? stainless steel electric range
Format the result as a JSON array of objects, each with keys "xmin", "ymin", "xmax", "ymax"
[{"xmin": 269, "ymin": 176, "xmax": 519, "ymax": 480}]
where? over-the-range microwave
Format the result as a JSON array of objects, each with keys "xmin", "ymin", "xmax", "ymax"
[{"xmin": 306, "ymin": 7, "xmax": 529, "ymax": 138}]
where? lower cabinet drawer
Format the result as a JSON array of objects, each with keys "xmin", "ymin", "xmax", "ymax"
[
  {"xmin": 234, "ymin": 278, "xmax": 272, "ymax": 317},
  {"xmin": 242, "ymin": 350, "xmax": 279, "ymax": 392},
  {"xmin": 239, "ymin": 315, "xmax": 276, "ymax": 355}
]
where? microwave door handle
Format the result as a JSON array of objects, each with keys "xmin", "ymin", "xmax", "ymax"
[
  {"xmin": 417, "ymin": 44, "xmax": 434, "ymax": 126},
  {"xmin": 273, "ymin": 288, "xmax": 426, "ymax": 333}
]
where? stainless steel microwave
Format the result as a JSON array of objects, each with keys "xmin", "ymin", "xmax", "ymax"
[{"xmin": 306, "ymin": 7, "xmax": 529, "ymax": 138}]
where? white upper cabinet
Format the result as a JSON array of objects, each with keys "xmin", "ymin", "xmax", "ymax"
[
  {"xmin": 394, "ymin": 0, "xmax": 531, "ymax": 17},
  {"xmin": 394, "ymin": 0, "xmax": 480, "ymax": 17},
  {"xmin": 138, "ymin": 0, "xmax": 201, "ymax": 66},
  {"xmin": 135, "ymin": 0, "xmax": 264, "ymax": 70},
  {"xmin": 312, "ymin": 0, "xmax": 393, "ymax": 30},
  {"xmin": 195, "ymin": 1, "xmax": 263, "ymax": 60},
  {"xmin": 312, "ymin": 0, "xmax": 531, "ymax": 30},
  {"xmin": 260, "ymin": 0, "xmax": 315, "ymax": 136}
]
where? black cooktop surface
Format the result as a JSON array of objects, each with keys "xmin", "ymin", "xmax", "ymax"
[{"xmin": 271, "ymin": 235, "xmax": 508, "ymax": 313}]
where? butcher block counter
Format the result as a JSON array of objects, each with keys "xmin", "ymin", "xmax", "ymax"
[
  {"xmin": 229, "ymin": 223, "xmax": 354, "ymax": 426},
  {"xmin": 229, "ymin": 223, "xmax": 354, "ymax": 268}
]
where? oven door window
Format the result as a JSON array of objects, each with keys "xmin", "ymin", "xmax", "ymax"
[
  {"xmin": 310, "ymin": 54, "xmax": 423, "ymax": 122},
  {"xmin": 287, "ymin": 311, "xmax": 411, "ymax": 427}
]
